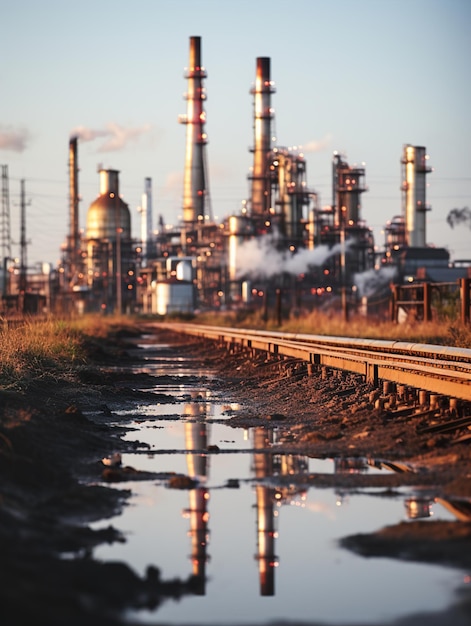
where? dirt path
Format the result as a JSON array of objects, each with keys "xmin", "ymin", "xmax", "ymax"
[{"xmin": 1, "ymin": 324, "xmax": 471, "ymax": 625}]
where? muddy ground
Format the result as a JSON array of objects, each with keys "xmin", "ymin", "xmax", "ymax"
[{"xmin": 1, "ymin": 323, "xmax": 471, "ymax": 625}]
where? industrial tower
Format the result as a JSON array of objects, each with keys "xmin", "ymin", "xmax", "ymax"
[
  {"xmin": 179, "ymin": 36, "xmax": 211, "ymax": 225},
  {"xmin": 1, "ymin": 165, "xmax": 12, "ymax": 296}
]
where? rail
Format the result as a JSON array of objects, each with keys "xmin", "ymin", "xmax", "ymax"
[{"xmin": 157, "ymin": 323, "xmax": 471, "ymax": 402}]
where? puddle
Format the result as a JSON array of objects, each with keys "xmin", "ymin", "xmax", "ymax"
[{"xmin": 89, "ymin": 338, "xmax": 470, "ymax": 625}]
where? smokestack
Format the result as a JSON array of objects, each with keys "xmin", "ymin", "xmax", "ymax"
[
  {"xmin": 250, "ymin": 58, "xmax": 275, "ymax": 216},
  {"xmin": 68, "ymin": 136, "xmax": 79, "ymax": 273},
  {"xmin": 179, "ymin": 36, "xmax": 209, "ymax": 224},
  {"xmin": 402, "ymin": 145, "xmax": 431, "ymax": 248},
  {"xmin": 139, "ymin": 177, "xmax": 153, "ymax": 266}
]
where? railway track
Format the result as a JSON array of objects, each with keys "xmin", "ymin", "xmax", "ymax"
[{"xmin": 158, "ymin": 323, "xmax": 471, "ymax": 402}]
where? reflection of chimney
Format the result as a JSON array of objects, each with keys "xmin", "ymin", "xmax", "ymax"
[
  {"xmin": 253, "ymin": 428, "xmax": 277, "ymax": 596},
  {"xmin": 180, "ymin": 36, "xmax": 209, "ymax": 224},
  {"xmin": 185, "ymin": 420, "xmax": 210, "ymax": 594},
  {"xmin": 250, "ymin": 58, "xmax": 275, "ymax": 216},
  {"xmin": 68, "ymin": 137, "xmax": 79, "ymax": 275},
  {"xmin": 187, "ymin": 487, "xmax": 209, "ymax": 594}
]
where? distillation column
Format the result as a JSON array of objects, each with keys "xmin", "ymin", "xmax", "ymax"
[
  {"xmin": 179, "ymin": 36, "xmax": 209, "ymax": 225},
  {"xmin": 332, "ymin": 152, "xmax": 366, "ymax": 228},
  {"xmin": 402, "ymin": 144, "xmax": 431, "ymax": 248},
  {"xmin": 277, "ymin": 150, "xmax": 309, "ymax": 242},
  {"xmin": 249, "ymin": 57, "xmax": 275, "ymax": 217}
]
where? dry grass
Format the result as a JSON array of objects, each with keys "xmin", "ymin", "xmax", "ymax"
[
  {"xmin": 0, "ymin": 318, "xmax": 84, "ymax": 388},
  {"xmin": 194, "ymin": 309, "xmax": 471, "ymax": 348},
  {"xmin": 0, "ymin": 314, "xmax": 138, "ymax": 389}
]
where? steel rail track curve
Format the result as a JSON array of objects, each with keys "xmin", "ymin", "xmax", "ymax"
[{"xmin": 158, "ymin": 323, "xmax": 471, "ymax": 402}]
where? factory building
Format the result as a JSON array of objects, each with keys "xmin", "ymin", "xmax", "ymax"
[
  {"xmin": 59, "ymin": 38, "xmax": 437, "ymax": 316},
  {"xmin": 382, "ymin": 144, "xmax": 454, "ymax": 283},
  {"xmin": 12, "ymin": 35, "xmax": 464, "ymax": 319}
]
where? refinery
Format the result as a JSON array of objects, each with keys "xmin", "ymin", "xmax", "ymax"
[{"xmin": 1, "ymin": 36, "xmax": 469, "ymax": 319}]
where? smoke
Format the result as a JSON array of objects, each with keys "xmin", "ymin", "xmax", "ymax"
[
  {"xmin": 301, "ymin": 133, "xmax": 332, "ymax": 153},
  {"xmin": 0, "ymin": 126, "xmax": 31, "ymax": 152},
  {"xmin": 70, "ymin": 122, "xmax": 153, "ymax": 152},
  {"xmin": 235, "ymin": 235, "xmax": 349, "ymax": 279},
  {"xmin": 446, "ymin": 207, "xmax": 471, "ymax": 229},
  {"xmin": 70, "ymin": 126, "xmax": 108, "ymax": 142},
  {"xmin": 353, "ymin": 266, "xmax": 397, "ymax": 298}
]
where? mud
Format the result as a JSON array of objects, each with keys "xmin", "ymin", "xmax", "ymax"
[{"xmin": 1, "ymin": 323, "xmax": 471, "ymax": 625}]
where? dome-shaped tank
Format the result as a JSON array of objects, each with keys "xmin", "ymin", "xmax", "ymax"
[{"xmin": 86, "ymin": 169, "xmax": 131, "ymax": 240}]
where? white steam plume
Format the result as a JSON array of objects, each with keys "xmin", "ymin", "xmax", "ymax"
[
  {"xmin": 235, "ymin": 235, "xmax": 350, "ymax": 279},
  {"xmin": 70, "ymin": 122, "xmax": 152, "ymax": 152},
  {"xmin": 353, "ymin": 266, "xmax": 397, "ymax": 298},
  {"xmin": 301, "ymin": 133, "xmax": 332, "ymax": 153},
  {"xmin": 0, "ymin": 126, "xmax": 31, "ymax": 152}
]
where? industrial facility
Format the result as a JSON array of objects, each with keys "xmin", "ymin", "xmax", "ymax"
[{"xmin": 1, "ymin": 36, "xmax": 469, "ymax": 319}]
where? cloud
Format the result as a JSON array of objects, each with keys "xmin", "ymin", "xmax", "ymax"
[
  {"xmin": 301, "ymin": 133, "xmax": 332, "ymax": 153},
  {"xmin": 70, "ymin": 122, "xmax": 153, "ymax": 152},
  {"xmin": 0, "ymin": 126, "xmax": 31, "ymax": 152}
]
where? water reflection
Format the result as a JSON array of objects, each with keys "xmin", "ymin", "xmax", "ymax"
[
  {"xmin": 90, "ymin": 385, "xmax": 468, "ymax": 626},
  {"xmin": 253, "ymin": 428, "xmax": 278, "ymax": 597},
  {"xmin": 184, "ymin": 413, "xmax": 210, "ymax": 595}
]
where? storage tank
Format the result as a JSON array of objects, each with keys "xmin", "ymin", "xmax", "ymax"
[
  {"xmin": 152, "ymin": 279, "xmax": 194, "ymax": 315},
  {"xmin": 86, "ymin": 169, "xmax": 131, "ymax": 241}
]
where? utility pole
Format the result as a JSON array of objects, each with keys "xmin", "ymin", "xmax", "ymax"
[{"xmin": 19, "ymin": 179, "xmax": 28, "ymax": 294}]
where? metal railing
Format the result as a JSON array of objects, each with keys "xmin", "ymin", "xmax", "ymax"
[{"xmin": 157, "ymin": 323, "xmax": 471, "ymax": 402}]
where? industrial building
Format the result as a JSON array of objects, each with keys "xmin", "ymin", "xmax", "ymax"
[{"xmin": 1, "ymin": 36, "xmax": 469, "ymax": 319}]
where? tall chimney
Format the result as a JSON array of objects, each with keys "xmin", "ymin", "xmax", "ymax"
[
  {"xmin": 250, "ymin": 58, "xmax": 275, "ymax": 216},
  {"xmin": 180, "ymin": 36, "xmax": 209, "ymax": 224},
  {"xmin": 139, "ymin": 177, "xmax": 153, "ymax": 266},
  {"xmin": 402, "ymin": 145, "xmax": 431, "ymax": 248},
  {"xmin": 68, "ymin": 136, "xmax": 80, "ymax": 275}
]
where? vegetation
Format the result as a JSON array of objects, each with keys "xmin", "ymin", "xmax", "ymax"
[
  {"xmin": 0, "ymin": 315, "xmax": 137, "ymax": 389},
  {"xmin": 193, "ymin": 308, "xmax": 471, "ymax": 348}
]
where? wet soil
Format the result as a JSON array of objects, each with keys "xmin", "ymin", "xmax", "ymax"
[{"xmin": 1, "ymin": 323, "xmax": 471, "ymax": 625}]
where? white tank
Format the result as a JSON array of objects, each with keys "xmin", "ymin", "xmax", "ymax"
[{"xmin": 153, "ymin": 280, "xmax": 194, "ymax": 315}]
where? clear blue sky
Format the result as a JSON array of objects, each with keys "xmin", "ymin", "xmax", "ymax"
[{"xmin": 1, "ymin": 0, "xmax": 470, "ymax": 267}]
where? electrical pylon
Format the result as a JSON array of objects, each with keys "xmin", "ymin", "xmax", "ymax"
[{"xmin": 1, "ymin": 165, "xmax": 12, "ymax": 262}]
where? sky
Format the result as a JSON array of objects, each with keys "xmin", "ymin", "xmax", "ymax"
[{"xmin": 1, "ymin": 0, "xmax": 470, "ymax": 268}]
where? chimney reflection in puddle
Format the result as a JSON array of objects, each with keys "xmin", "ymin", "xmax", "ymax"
[
  {"xmin": 183, "ymin": 403, "xmax": 211, "ymax": 595},
  {"xmin": 253, "ymin": 428, "xmax": 308, "ymax": 596}
]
